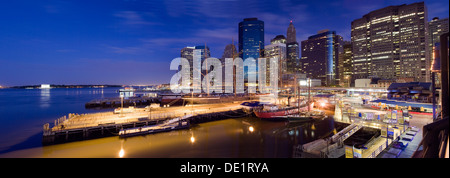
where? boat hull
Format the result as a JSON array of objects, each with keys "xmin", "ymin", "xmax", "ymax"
[{"xmin": 254, "ymin": 107, "xmax": 298, "ymax": 120}]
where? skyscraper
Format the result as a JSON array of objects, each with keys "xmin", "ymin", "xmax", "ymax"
[
  {"xmin": 351, "ymin": 2, "xmax": 429, "ymax": 82},
  {"xmin": 301, "ymin": 30, "xmax": 343, "ymax": 86},
  {"xmin": 286, "ymin": 21, "xmax": 299, "ymax": 74},
  {"xmin": 338, "ymin": 41, "xmax": 353, "ymax": 87},
  {"xmin": 239, "ymin": 18, "xmax": 264, "ymax": 86},
  {"xmin": 239, "ymin": 18, "xmax": 264, "ymax": 60}
]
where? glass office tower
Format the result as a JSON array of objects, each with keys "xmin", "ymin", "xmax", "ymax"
[
  {"xmin": 239, "ymin": 18, "xmax": 264, "ymax": 87},
  {"xmin": 301, "ymin": 30, "xmax": 343, "ymax": 86}
]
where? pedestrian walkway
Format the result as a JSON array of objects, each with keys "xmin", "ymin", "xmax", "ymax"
[{"xmin": 377, "ymin": 126, "xmax": 421, "ymax": 158}]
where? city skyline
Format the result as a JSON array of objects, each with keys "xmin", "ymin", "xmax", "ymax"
[{"xmin": 0, "ymin": 0, "xmax": 448, "ymax": 86}]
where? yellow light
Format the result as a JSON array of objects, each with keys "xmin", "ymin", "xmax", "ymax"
[
  {"xmin": 320, "ymin": 102, "xmax": 326, "ymax": 107},
  {"xmin": 119, "ymin": 149, "xmax": 125, "ymax": 158},
  {"xmin": 190, "ymin": 136, "xmax": 195, "ymax": 143},
  {"xmin": 249, "ymin": 126, "xmax": 254, "ymax": 132}
]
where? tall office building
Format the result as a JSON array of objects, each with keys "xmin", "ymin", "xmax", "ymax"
[
  {"xmin": 301, "ymin": 30, "xmax": 343, "ymax": 86},
  {"xmin": 265, "ymin": 36, "xmax": 287, "ymax": 86},
  {"xmin": 286, "ymin": 21, "xmax": 299, "ymax": 74},
  {"xmin": 180, "ymin": 45, "xmax": 210, "ymax": 86},
  {"xmin": 239, "ymin": 18, "xmax": 264, "ymax": 60},
  {"xmin": 239, "ymin": 18, "xmax": 264, "ymax": 86},
  {"xmin": 351, "ymin": 2, "xmax": 429, "ymax": 82}
]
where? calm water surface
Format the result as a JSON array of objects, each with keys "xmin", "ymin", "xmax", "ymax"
[{"xmin": 0, "ymin": 88, "xmax": 343, "ymax": 158}]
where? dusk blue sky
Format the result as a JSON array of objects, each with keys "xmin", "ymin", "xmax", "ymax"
[{"xmin": 0, "ymin": 0, "xmax": 448, "ymax": 86}]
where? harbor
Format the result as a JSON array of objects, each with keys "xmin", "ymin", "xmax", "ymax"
[{"xmin": 0, "ymin": 86, "xmax": 437, "ymax": 158}]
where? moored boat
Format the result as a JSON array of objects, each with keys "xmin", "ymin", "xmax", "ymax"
[{"xmin": 253, "ymin": 104, "xmax": 299, "ymax": 121}]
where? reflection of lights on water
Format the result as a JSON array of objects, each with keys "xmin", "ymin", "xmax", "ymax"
[
  {"xmin": 40, "ymin": 89, "xmax": 51, "ymax": 108},
  {"xmin": 190, "ymin": 136, "xmax": 195, "ymax": 143},
  {"xmin": 248, "ymin": 126, "xmax": 254, "ymax": 133},
  {"xmin": 119, "ymin": 149, "xmax": 125, "ymax": 158},
  {"xmin": 320, "ymin": 102, "xmax": 326, "ymax": 107}
]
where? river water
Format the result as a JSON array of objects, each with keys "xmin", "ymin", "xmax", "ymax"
[{"xmin": 0, "ymin": 88, "xmax": 344, "ymax": 158}]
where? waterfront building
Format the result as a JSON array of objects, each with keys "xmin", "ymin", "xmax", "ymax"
[
  {"xmin": 286, "ymin": 21, "xmax": 300, "ymax": 74},
  {"xmin": 387, "ymin": 82, "xmax": 433, "ymax": 103},
  {"xmin": 40, "ymin": 84, "xmax": 51, "ymax": 89},
  {"xmin": 239, "ymin": 18, "xmax": 264, "ymax": 87},
  {"xmin": 351, "ymin": 2, "xmax": 429, "ymax": 82},
  {"xmin": 428, "ymin": 17, "xmax": 449, "ymax": 85},
  {"xmin": 301, "ymin": 29, "xmax": 343, "ymax": 86}
]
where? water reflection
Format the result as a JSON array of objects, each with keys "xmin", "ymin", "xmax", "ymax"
[
  {"xmin": 119, "ymin": 140, "xmax": 125, "ymax": 158},
  {"xmin": 40, "ymin": 89, "xmax": 51, "ymax": 108}
]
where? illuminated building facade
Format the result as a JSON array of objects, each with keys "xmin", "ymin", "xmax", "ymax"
[
  {"xmin": 301, "ymin": 30, "xmax": 343, "ymax": 86},
  {"xmin": 339, "ymin": 41, "xmax": 353, "ymax": 87},
  {"xmin": 265, "ymin": 38, "xmax": 287, "ymax": 86},
  {"xmin": 239, "ymin": 18, "xmax": 264, "ymax": 86}
]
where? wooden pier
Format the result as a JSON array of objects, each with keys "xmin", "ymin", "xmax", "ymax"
[{"xmin": 43, "ymin": 102, "xmax": 249, "ymax": 145}]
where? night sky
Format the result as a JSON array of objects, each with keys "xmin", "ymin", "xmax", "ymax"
[{"xmin": 0, "ymin": 0, "xmax": 448, "ymax": 86}]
